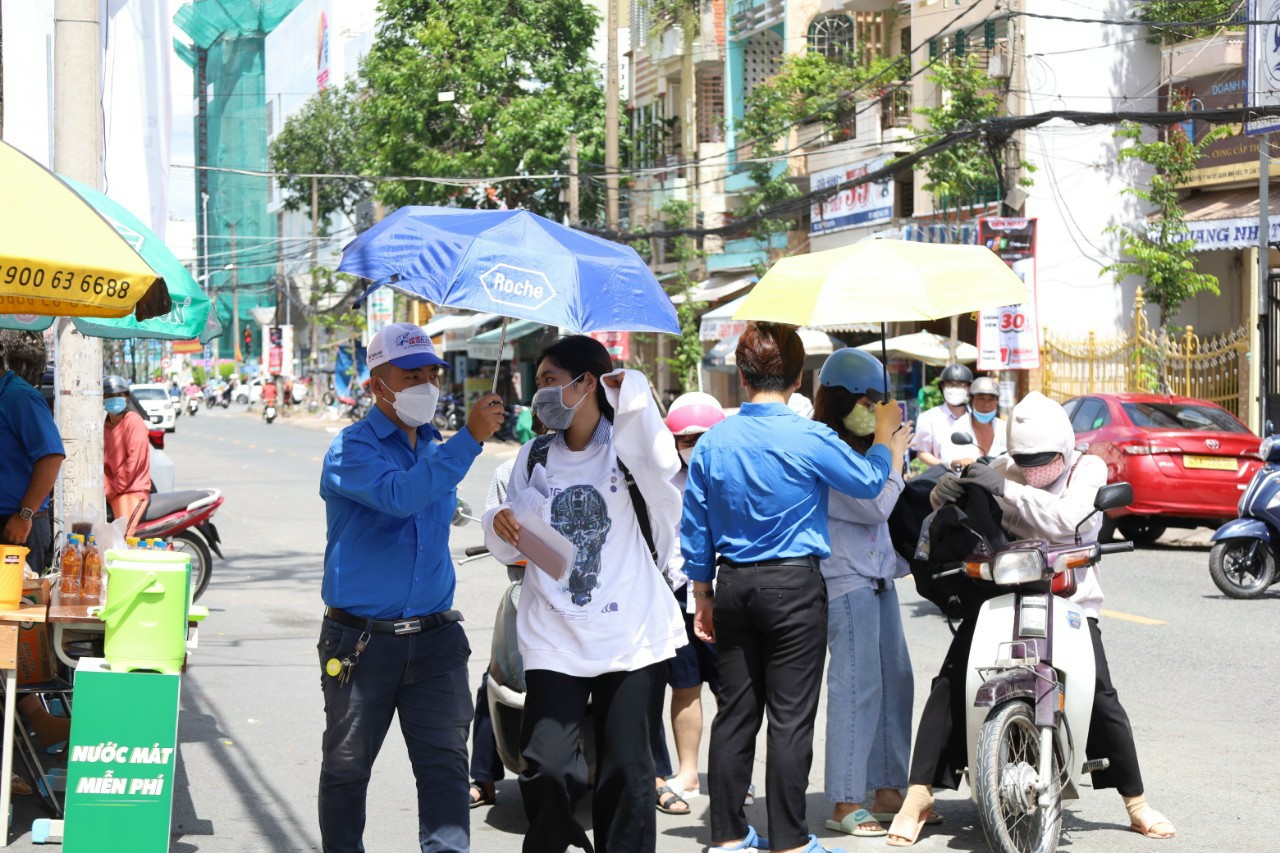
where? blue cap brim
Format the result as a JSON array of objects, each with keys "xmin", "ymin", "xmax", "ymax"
[{"xmin": 389, "ymin": 352, "xmax": 449, "ymax": 369}]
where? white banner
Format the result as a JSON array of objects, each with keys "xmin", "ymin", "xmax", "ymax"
[
  {"xmin": 809, "ymin": 156, "xmax": 894, "ymax": 235},
  {"xmin": 101, "ymin": 0, "xmax": 171, "ymax": 238},
  {"xmin": 1246, "ymin": 0, "xmax": 1280, "ymax": 136}
]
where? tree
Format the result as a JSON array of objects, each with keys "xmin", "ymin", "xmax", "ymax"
[
  {"xmin": 269, "ymin": 83, "xmax": 370, "ymax": 230},
  {"xmin": 1139, "ymin": 0, "xmax": 1246, "ymax": 43},
  {"xmin": 356, "ymin": 0, "xmax": 607, "ymax": 220},
  {"xmin": 913, "ymin": 56, "xmax": 1032, "ymax": 216},
  {"xmin": 1102, "ymin": 103, "xmax": 1231, "ymax": 330},
  {"xmin": 659, "ymin": 198, "xmax": 705, "ymax": 392},
  {"xmin": 738, "ymin": 50, "xmax": 906, "ymax": 270}
]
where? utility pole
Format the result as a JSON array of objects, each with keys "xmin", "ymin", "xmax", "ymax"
[
  {"xmin": 230, "ymin": 221, "xmax": 240, "ymax": 378},
  {"xmin": 568, "ymin": 133, "xmax": 580, "ymax": 227},
  {"xmin": 310, "ymin": 175, "xmax": 320, "ymax": 376},
  {"xmin": 1259, "ymin": 137, "xmax": 1270, "ymax": 433},
  {"xmin": 605, "ymin": 0, "xmax": 619, "ymax": 232},
  {"xmin": 52, "ymin": 0, "xmax": 105, "ymax": 542}
]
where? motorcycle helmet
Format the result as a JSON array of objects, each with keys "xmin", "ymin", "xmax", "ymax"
[
  {"xmin": 939, "ymin": 363, "xmax": 974, "ymax": 385},
  {"xmin": 103, "ymin": 375, "xmax": 130, "ymax": 396},
  {"xmin": 969, "ymin": 376, "xmax": 999, "ymax": 398},
  {"xmin": 818, "ymin": 348, "xmax": 887, "ymax": 402},
  {"xmin": 666, "ymin": 392, "xmax": 726, "ymax": 435}
]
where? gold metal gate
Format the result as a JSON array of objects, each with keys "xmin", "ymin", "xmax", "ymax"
[{"xmin": 1042, "ymin": 288, "xmax": 1250, "ymax": 416}]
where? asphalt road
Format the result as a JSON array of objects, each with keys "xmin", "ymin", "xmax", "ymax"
[{"xmin": 9, "ymin": 404, "xmax": 1278, "ymax": 852}]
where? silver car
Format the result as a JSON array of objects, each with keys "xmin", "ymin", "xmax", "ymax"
[{"xmin": 129, "ymin": 383, "xmax": 177, "ymax": 433}]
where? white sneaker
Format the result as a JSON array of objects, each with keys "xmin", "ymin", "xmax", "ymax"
[{"xmin": 744, "ymin": 783, "xmax": 756, "ymax": 807}]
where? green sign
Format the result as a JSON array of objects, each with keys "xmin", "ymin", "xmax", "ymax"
[{"xmin": 63, "ymin": 659, "xmax": 181, "ymax": 853}]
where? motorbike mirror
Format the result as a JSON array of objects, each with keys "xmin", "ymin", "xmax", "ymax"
[
  {"xmin": 949, "ymin": 430, "xmax": 976, "ymax": 446},
  {"xmin": 1075, "ymin": 442, "xmax": 1089, "ymax": 454},
  {"xmin": 452, "ymin": 498, "xmax": 475, "ymax": 528},
  {"xmin": 1094, "ymin": 482, "xmax": 1134, "ymax": 512}
]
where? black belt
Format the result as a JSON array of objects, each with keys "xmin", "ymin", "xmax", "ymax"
[
  {"xmin": 719, "ymin": 555, "xmax": 820, "ymax": 570},
  {"xmin": 325, "ymin": 606, "xmax": 464, "ymax": 636}
]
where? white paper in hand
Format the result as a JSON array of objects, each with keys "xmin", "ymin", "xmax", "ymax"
[{"xmin": 512, "ymin": 490, "xmax": 576, "ymax": 582}]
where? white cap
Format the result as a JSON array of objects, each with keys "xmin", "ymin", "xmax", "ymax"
[{"xmin": 366, "ymin": 322, "xmax": 449, "ymax": 370}]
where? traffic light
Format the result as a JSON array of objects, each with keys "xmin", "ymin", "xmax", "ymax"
[{"xmin": 243, "ymin": 327, "xmax": 252, "ymax": 352}]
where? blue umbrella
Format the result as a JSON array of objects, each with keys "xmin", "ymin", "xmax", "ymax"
[{"xmin": 338, "ymin": 207, "xmax": 679, "ymax": 336}]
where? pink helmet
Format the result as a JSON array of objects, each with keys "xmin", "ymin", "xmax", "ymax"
[{"xmin": 666, "ymin": 392, "xmax": 726, "ymax": 435}]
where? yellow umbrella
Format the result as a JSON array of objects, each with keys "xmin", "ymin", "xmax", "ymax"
[
  {"xmin": 0, "ymin": 140, "xmax": 166, "ymax": 320},
  {"xmin": 733, "ymin": 238, "xmax": 1028, "ymax": 327}
]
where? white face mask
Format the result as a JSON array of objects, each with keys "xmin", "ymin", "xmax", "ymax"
[
  {"xmin": 380, "ymin": 378, "xmax": 440, "ymax": 429},
  {"xmin": 943, "ymin": 387, "xmax": 969, "ymax": 407},
  {"xmin": 532, "ymin": 373, "xmax": 587, "ymax": 431},
  {"xmin": 678, "ymin": 446, "xmax": 695, "ymax": 466}
]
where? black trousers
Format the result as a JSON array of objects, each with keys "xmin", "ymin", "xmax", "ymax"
[
  {"xmin": 520, "ymin": 664, "xmax": 665, "ymax": 853},
  {"xmin": 907, "ymin": 614, "xmax": 975, "ymax": 791},
  {"xmin": 470, "ymin": 672, "xmax": 504, "ymax": 785},
  {"xmin": 708, "ymin": 563, "xmax": 827, "ymax": 852},
  {"xmin": 1085, "ymin": 618, "xmax": 1144, "ymax": 796}
]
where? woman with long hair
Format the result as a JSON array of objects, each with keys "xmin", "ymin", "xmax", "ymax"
[
  {"xmin": 483, "ymin": 335, "xmax": 685, "ymax": 853},
  {"xmin": 811, "ymin": 348, "xmax": 915, "ymax": 839}
]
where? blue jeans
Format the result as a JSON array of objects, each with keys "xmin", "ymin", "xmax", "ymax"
[
  {"xmin": 824, "ymin": 585, "xmax": 913, "ymax": 803},
  {"xmin": 317, "ymin": 618, "xmax": 473, "ymax": 853}
]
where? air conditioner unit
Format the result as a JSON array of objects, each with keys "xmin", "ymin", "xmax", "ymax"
[{"xmin": 988, "ymin": 39, "xmax": 1010, "ymax": 79}]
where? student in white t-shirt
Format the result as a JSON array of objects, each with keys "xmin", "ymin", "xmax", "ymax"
[{"xmin": 484, "ymin": 335, "xmax": 686, "ymax": 853}]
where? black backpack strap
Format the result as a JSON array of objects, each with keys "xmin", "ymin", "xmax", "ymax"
[
  {"xmin": 616, "ymin": 457, "xmax": 663, "ymax": 578},
  {"xmin": 524, "ymin": 434, "xmax": 556, "ymax": 480}
]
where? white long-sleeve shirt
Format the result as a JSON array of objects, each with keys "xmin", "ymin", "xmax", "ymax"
[
  {"xmin": 820, "ymin": 468, "xmax": 908, "ymax": 601},
  {"xmin": 482, "ymin": 369, "xmax": 686, "ymax": 677}
]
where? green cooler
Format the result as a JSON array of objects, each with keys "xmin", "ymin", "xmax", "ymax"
[{"xmin": 96, "ymin": 549, "xmax": 207, "ymax": 674}]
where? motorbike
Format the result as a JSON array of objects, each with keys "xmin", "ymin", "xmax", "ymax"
[
  {"xmin": 204, "ymin": 386, "xmax": 230, "ymax": 409},
  {"xmin": 925, "ymin": 481, "xmax": 1134, "ymax": 853},
  {"xmin": 263, "ymin": 402, "xmax": 278, "ymax": 424},
  {"xmin": 1209, "ymin": 433, "xmax": 1280, "ymax": 598},
  {"xmin": 433, "ymin": 393, "xmax": 465, "ymax": 431},
  {"xmin": 128, "ymin": 488, "xmax": 225, "ymax": 601},
  {"xmin": 495, "ymin": 404, "xmax": 528, "ymax": 443},
  {"xmin": 171, "ymin": 396, "xmax": 183, "ymax": 419},
  {"xmin": 186, "ymin": 396, "xmax": 200, "ymax": 417}
]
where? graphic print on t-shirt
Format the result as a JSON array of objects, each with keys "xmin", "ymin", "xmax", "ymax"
[{"xmin": 550, "ymin": 485, "xmax": 612, "ymax": 606}]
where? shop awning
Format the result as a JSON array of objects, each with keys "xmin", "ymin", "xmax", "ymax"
[
  {"xmin": 704, "ymin": 328, "xmax": 845, "ymax": 370},
  {"xmin": 699, "ymin": 294, "xmax": 750, "ymax": 341},
  {"xmin": 424, "ymin": 311, "xmax": 500, "ymax": 336},
  {"xmin": 468, "ymin": 319, "xmax": 547, "ymax": 344},
  {"xmin": 857, "ymin": 331, "xmax": 977, "ymax": 366},
  {"xmin": 1151, "ymin": 188, "xmax": 1280, "ymax": 251},
  {"xmin": 672, "ymin": 274, "xmax": 756, "ymax": 305}
]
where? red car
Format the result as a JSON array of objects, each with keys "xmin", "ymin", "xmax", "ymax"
[{"xmin": 1063, "ymin": 393, "xmax": 1261, "ymax": 543}]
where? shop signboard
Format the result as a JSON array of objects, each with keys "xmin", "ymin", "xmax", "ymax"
[
  {"xmin": 1247, "ymin": 0, "xmax": 1280, "ymax": 135},
  {"xmin": 63, "ymin": 660, "xmax": 181, "ymax": 853},
  {"xmin": 365, "ymin": 288, "xmax": 394, "ymax": 344},
  {"xmin": 809, "ymin": 155, "xmax": 894, "ymax": 235},
  {"xmin": 976, "ymin": 218, "xmax": 1040, "ymax": 371},
  {"xmin": 590, "ymin": 331, "xmax": 631, "ymax": 361},
  {"xmin": 468, "ymin": 342, "xmax": 514, "ymax": 361},
  {"xmin": 1174, "ymin": 67, "xmax": 1280, "ymax": 185},
  {"xmin": 170, "ymin": 339, "xmax": 202, "ymax": 355},
  {"xmin": 464, "ymin": 376, "xmax": 492, "ymax": 411},
  {"xmin": 268, "ymin": 325, "xmax": 284, "ymax": 375}
]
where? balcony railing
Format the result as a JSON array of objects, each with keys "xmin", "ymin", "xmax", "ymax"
[{"xmin": 730, "ymin": 0, "xmax": 784, "ymax": 39}]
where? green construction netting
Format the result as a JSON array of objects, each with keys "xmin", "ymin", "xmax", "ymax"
[{"xmin": 173, "ymin": 0, "xmax": 304, "ymax": 362}]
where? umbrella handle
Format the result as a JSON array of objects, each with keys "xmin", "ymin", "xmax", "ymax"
[{"xmin": 491, "ymin": 316, "xmax": 510, "ymax": 394}]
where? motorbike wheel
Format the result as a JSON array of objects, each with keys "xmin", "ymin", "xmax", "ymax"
[
  {"xmin": 432, "ymin": 413, "xmax": 449, "ymax": 429},
  {"xmin": 1208, "ymin": 538, "xmax": 1276, "ymax": 599},
  {"xmin": 1116, "ymin": 519, "xmax": 1166, "ymax": 545},
  {"xmin": 975, "ymin": 701, "xmax": 1062, "ymax": 853},
  {"xmin": 171, "ymin": 530, "xmax": 213, "ymax": 601}
]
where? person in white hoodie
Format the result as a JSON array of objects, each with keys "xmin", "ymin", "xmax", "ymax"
[
  {"xmin": 484, "ymin": 335, "xmax": 686, "ymax": 853},
  {"xmin": 891, "ymin": 392, "xmax": 1175, "ymax": 846}
]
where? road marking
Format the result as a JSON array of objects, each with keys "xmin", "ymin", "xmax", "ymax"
[
  {"xmin": 310, "ymin": 456, "xmax": 322, "ymax": 462},
  {"xmin": 232, "ymin": 440, "xmax": 241, "ymax": 445},
  {"xmin": 217, "ymin": 437, "xmax": 225, "ymax": 442},
  {"xmin": 248, "ymin": 444, "xmax": 257, "ymax": 449},
  {"xmin": 1100, "ymin": 608, "xmax": 1167, "ymax": 626},
  {"xmin": 266, "ymin": 448, "xmax": 276, "ymax": 454}
]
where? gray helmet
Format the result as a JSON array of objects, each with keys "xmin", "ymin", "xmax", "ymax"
[
  {"xmin": 939, "ymin": 363, "xmax": 974, "ymax": 385},
  {"xmin": 0, "ymin": 330, "xmax": 47, "ymax": 386},
  {"xmin": 969, "ymin": 377, "xmax": 999, "ymax": 397},
  {"xmin": 103, "ymin": 375, "xmax": 130, "ymax": 396}
]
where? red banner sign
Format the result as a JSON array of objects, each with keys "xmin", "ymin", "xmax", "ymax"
[{"xmin": 590, "ymin": 331, "xmax": 631, "ymax": 361}]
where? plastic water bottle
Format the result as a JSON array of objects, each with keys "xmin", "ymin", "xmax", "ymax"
[
  {"xmin": 58, "ymin": 535, "xmax": 82, "ymax": 597},
  {"xmin": 81, "ymin": 535, "xmax": 103, "ymax": 600}
]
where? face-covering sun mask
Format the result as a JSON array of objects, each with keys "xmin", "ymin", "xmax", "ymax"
[
  {"xmin": 678, "ymin": 446, "xmax": 695, "ymax": 466},
  {"xmin": 972, "ymin": 408, "xmax": 997, "ymax": 424},
  {"xmin": 532, "ymin": 373, "xmax": 587, "ymax": 431},
  {"xmin": 103, "ymin": 397, "xmax": 127, "ymax": 416},
  {"xmin": 842, "ymin": 404, "xmax": 877, "ymax": 436},
  {"xmin": 943, "ymin": 387, "xmax": 968, "ymax": 407},
  {"xmin": 1022, "ymin": 456, "xmax": 1067, "ymax": 489},
  {"xmin": 381, "ymin": 378, "xmax": 439, "ymax": 429}
]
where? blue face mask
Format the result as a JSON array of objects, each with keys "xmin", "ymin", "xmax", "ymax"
[
  {"xmin": 972, "ymin": 408, "xmax": 997, "ymax": 424},
  {"xmin": 104, "ymin": 397, "xmax": 127, "ymax": 416}
]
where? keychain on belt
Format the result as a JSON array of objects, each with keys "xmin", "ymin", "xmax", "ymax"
[{"xmin": 325, "ymin": 630, "xmax": 371, "ymax": 687}]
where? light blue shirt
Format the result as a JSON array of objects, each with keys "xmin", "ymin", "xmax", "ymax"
[
  {"xmin": 680, "ymin": 401, "xmax": 893, "ymax": 583},
  {"xmin": 319, "ymin": 406, "xmax": 483, "ymax": 620}
]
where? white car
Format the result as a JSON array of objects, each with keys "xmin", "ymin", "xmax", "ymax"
[
  {"xmin": 129, "ymin": 383, "xmax": 177, "ymax": 433},
  {"xmin": 233, "ymin": 378, "xmax": 264, "ymax": 405}
]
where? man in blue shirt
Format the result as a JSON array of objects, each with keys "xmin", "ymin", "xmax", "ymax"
[
  {"xmin": 0, "ymin": 331, "xmax": 63, "ymax": 575},
  {"xmin": 681, "ymin": 323, "xmax": 912, "ymax": 853},
  {"xmin": 318, "ymin": 322, "xmax": 504, "ymax": 853}
]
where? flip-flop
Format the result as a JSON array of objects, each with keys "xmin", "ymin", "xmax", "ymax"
[
  {"xmin": 468, "ymin": 782, "xmax": 495, "ymax": 809},
  {"xmin": 656, "ymin": 784, "xmax": 691, "ymax": 816},
  {"xmin": 873, "ymin": 810, "xmax": 944, "ymax": 825},
  {"xmin": 665, "ymin": 780, "xmax": 704, "ymax": 800},
  {"xmin": 886, "ymin": 809, "xmax": 936, "ymax": 848},
  {"xmin": 1129, "ymin": 808, "xmax": 1176, "ymax": 839},
  {"xmin": 825, "ymin": 808, "xmax": 887, "ymax": 837}
]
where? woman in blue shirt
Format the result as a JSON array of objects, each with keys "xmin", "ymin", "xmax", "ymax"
[{"xmin": 681, "ymin": 323, "xmax": 912, "ymax": 853}]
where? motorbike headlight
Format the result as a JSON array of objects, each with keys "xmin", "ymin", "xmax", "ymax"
[
  {"xmin": 1261, "ymin": 436, "xmax": 1277, "ymax": 463},
  {"xmin": 991, "ymin": 548, "xmax": 1048, "ymax": 585},
  {"xmin": 1018, "ymin": 595, "xmax": 1049, "ymax": 637}
]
